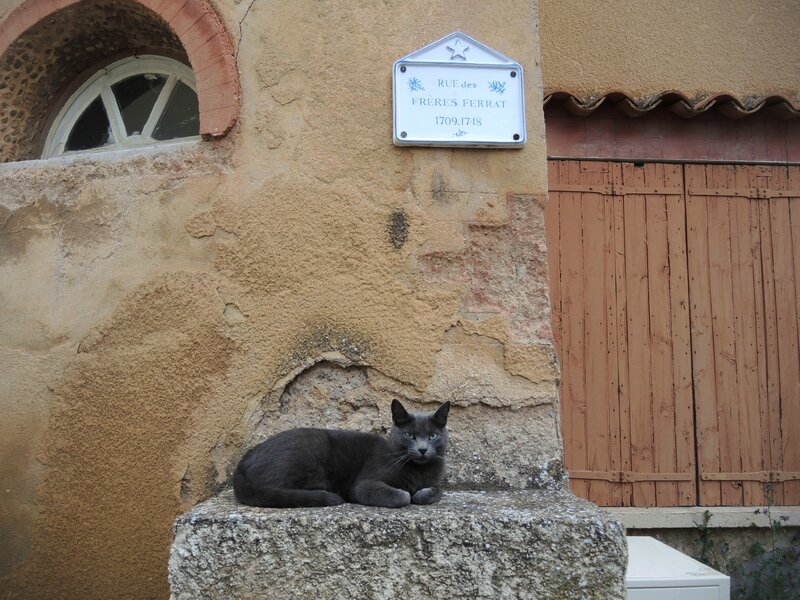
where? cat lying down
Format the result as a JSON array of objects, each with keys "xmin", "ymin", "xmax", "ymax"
[{"xmin": 233, "ymin": 400, "xmax": 450, "ymax": 508}]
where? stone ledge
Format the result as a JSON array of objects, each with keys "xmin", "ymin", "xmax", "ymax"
[
  {"xmin": 611, "ymin": 505, "xmax": 800, "ymax": 530},
  {"xmin": 169, "ymin": 489, "xmax": 627, "ymax": 600}
]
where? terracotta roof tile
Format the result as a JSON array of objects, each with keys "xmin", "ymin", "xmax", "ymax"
[{"xmin": 544, "ymin": 90, "xmax": 800, "ymax": 119}]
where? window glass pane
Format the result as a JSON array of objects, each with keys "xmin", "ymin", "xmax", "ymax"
[
  {"xmin": 112, "ymin": 73, "xmax": 167, "ymax": 136},
  {"xmin": 152, "ymin": 81, "xmax": 199, "ymax": 141},
  {"xmin": 65, "ymin": 96, "xmax": 115, "ymax": 152}
]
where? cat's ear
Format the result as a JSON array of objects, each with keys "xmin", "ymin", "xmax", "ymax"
[
  {"xmin": 391, "ymin": 399, "xmax": 412, "ymax": 426},
  {"xmin": 432, "ymin": 401, "xmax": 451, "ymax": 427}
]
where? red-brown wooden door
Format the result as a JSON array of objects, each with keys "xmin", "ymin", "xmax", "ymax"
[{"xmin": 546, "ymin": 160, "xmax": 800, "ymax": 507}]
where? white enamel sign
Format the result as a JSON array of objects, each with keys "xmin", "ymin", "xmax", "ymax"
[{"xmin": 393, "ymin": 32, "xmax": 526, "ymax": 148}]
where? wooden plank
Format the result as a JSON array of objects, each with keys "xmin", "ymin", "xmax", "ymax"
[
  {"xmin": 571, "ymin": 471, "xmax": 693, "ymax": 483},
  {"xmin": 701, "ymin": 471, "xmax": 800, "ymax": 482},
  {"xmin": 621, "ymin": 162, "xmax": 656, "ymax": 507},
  {"xmin": 730, "ymin": 166, "xmax": 766, "ymax": 505},
  {"xmin": 605, "ymin": 182, "xmax": 623, "ymax": 507},
  {"xmin": 645, "ymin": 163, "xmax": 679, "ymax": 506},
  {"xmin": 689, "ymin": 187, "xmax": 757, "ymax": 198},
  {"xmin": 612, "ymin": 162, "xmax": 634, "ymax": 506},
  {"xmin": 545, "ymin": 163, "xmax": 562, "ymax": 357},
  {"xmin": 583, "ymin": 164, "xmax": 611, "ymax": 505},
  {"xmin": 549, "ymin": 163, "xmax": 574, "ymax": 496},
  {"xmin": 560, "ymin": 160, "xmax": 588, "ymax": 499},
  {"xmin": 549, "ymin": 184, "xmax": 685, "ymax": 196},
  {"xmin": 686, "ymin": 164, "xmax": 722, "ymax": 505},
  {"xmin": 758, "ymin": 184, "xmax": 785, "ymax": 504},
  {"xmin": 546, "ymin": 163, "xmax": 575, "ymax": 500},
  {"xmin": 545, "ymin": 164, "xmax": 566, "ymax": 501},
  {"xmin": 617, "ymin": 186, "xmax": 683, "ymax": 196},
  {"xmin": 768, "ymin": 171, "xmax": 800, "ymax": 506},
  {"xmin": 786, "ymin": 167, "xmax": 800, "ymax": 503},
  {"xmin": 689, "ymin": 187, "xmax": 800, "ymax": 199},
  {"xmin": 749, "ymin": 190, "xmax": 772, "ymax": 506},
  {"xmin": 706, "ymin": 164, "xmax": 743, "ymax": 506},
  {"xmin": 664, "ymin": 163, "xmax": 696, "ymax": 506},
  {"xmin": 550, "ymin": 183, "xmax": 612, "ymax": 195}
]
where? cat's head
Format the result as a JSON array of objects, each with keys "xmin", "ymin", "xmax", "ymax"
[{"xmin": 389, "ymin": 399, "xmax": 450, "ymax": 464}]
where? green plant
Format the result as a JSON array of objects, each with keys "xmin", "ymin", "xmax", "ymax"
[
  {"xmin": 696, "ymin": 483, "xmax": 799, "ymax": 600},
  {"xmin": 697, "ymin": 509, "xmax": 715, "ymax": 567}
]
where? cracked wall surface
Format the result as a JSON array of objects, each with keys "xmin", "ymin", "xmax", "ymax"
[{"xmin": 0, "ymin": 1, "xmax": 554, "ymax": 598}]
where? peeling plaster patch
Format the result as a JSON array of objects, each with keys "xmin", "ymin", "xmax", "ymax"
[
  {"xmin": 365, "ymin": 368, "xmax": 423, "ymax": 405},
  {"xmin": 185, "ymin": 211, "xmax": 218, "ymax": 238},
  {"xmin": 418, "ymin": 194, "xmax": 553, "ymax": 344},
  {"xmin": 269, "ymin": 69, "xmax": 308, "ymax": 106},
  {"xmin": 61, "ymin": 191, "xmax": 115, "ymax": 251},
  {"xmin": 0, "ymin": 197, "xmax": 62, "ymax": 261},
  {"xmin": 425, "ymin": 326, "xmax": 555, "ymax": 410},
  {"xmin": 252, "ymin": 105, "xmax": 288, "ymax": 149},
  {"xmin": 388, "ymin": 208, "xmax": 408, "ymax": 249},
  {"xmin": 0, "ymin": 145, "xmax": 229, "ymax": 204},
  {"xmin": 285, "ymin": 325, "xmax": 372, "ymax": 373},
  {"xmin": 456, "ymin": 313, "xmax": 509, "ymax": 342},
  {"xmin": 0, "ymin": 192, "xmax": 117, "ymax": 264},
  {"xmin": 77, "ymin": 330, "xmax": 104, "ymax": 354},
  {"xmin": 223, "ymin": 303, "xmax": 247, "ymax": 324},
  {"xmin": 503, "ymin": 342, "xmax": 559, "ymax": 383}
]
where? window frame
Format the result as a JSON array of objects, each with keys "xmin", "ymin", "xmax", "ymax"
[{"xmin": 43, "ymin": 55, "xmax": 199, "ymax": 159}]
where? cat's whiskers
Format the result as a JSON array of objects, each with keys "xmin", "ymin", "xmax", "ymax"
[{"xmin": 385, "ymin": 452, "xmax": 412, "ymax": 472}]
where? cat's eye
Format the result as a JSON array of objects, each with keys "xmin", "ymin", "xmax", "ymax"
[
  {"xmin": 404, "ymin": 432, "xmax": 415, "ymax": 439},
  {"xmin": 428, "ymin": 433, "xmax": 439, "ymax": 440}
]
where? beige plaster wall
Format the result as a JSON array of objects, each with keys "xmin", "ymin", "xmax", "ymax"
[
  {"xmin": 539, "ymin": 0, "xmax": 800, "ymax": 101},
  {"xmin": 0, "ymin": 1, "xmax": 555, "ymax": 598}
]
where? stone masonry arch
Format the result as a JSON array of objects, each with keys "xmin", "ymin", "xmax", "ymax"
[{"xmin": 0, "ymin": 0, "xmax": 239, "ymax": 161}]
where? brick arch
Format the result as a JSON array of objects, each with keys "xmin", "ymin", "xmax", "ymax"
[{"xmin": 0, "ymin": 0, "xmax": 240, "ymax": 137}]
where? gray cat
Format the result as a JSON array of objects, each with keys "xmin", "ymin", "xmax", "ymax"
[{"xmin": 233, "ymin": 400, "xmax": 450, "ymax": 508}]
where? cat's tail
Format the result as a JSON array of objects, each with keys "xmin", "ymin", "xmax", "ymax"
[{"xmin": 233, "ymin": 466, "xmax": 344, "ymax": 508}]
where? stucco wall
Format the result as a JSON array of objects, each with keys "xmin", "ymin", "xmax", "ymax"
[
  {"xmin": 0, "ymin": 1, "xmax": 555, "ymax": 598},
  {"xmin": 539, "ymin": 0, "xmax": 800, "ymax": 102}
]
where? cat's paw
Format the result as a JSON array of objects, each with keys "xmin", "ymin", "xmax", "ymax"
[
  {"xmin": 412, "ymin": 487, "xmax": 440, "ymax": 505},
  {"xmin": 320, "ymin": 491, "xmax": 345, "ymax": 506},
  {"xmin": 400, "ymin": 490, "xmax": 412, "ymax": 505},
  {"xmin": 380, "ymin": 489, "xmax": 411, "ymax": 508}
]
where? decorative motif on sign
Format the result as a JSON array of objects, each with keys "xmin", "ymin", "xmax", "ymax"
[
  {"xmin": 407, "ymin": 77, "xmax": 425, "ymax": 92},
  {"xmin": 453, "ymin": 130, "xmax": 467, "ymax": 138},
  {"xmin": 446, "ymin": 39, "xmax": 469, "ymax": 60},
  {"xmin": 488, "ymin": 80, "xmax": 506, "ymax": 95}
]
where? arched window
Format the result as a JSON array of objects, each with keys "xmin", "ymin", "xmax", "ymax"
[{"xmin": 43, "ymin": 55, "xmax": 200, "ymax": 158}]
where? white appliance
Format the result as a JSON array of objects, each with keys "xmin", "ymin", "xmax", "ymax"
[{"xmin": 626, "ymin": 536, "xmax": 730, "ymax": 600}]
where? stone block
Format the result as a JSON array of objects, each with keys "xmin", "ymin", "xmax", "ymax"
[{"xmin": 169, "ymin": 490, "xmax": 627, "ymax": 599}]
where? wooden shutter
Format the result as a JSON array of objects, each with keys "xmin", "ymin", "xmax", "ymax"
[
  {"xmin": 548, "ymin": 160, "xmax": 800, "ymax": 507},
  {"xmin": 546, "ymin": 160, "xmax": 696, "ymax": 506},
  {"xmin": 686, "ymin": 164, "xmax": 800, "ymax": 506}
]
